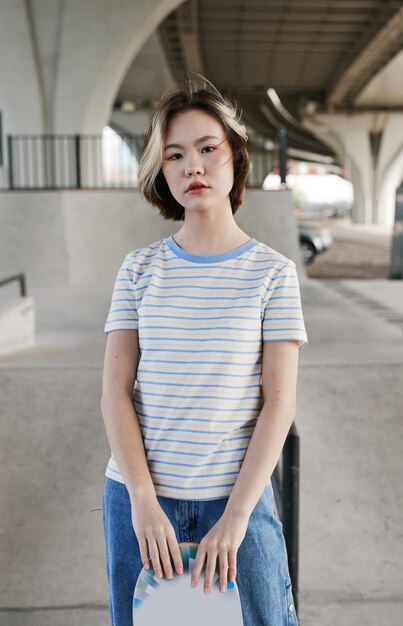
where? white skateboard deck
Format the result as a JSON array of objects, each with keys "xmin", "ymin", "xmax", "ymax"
[{"xmin": 133, "ymin": 541, "xmax": 244, "ymax": 625}]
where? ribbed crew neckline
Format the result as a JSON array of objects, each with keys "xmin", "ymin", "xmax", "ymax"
[{"xmin": 165, "ymin": 235, "xmax": 258, "ymax": 263}]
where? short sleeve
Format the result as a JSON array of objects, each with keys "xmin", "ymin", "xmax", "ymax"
[
  {"xmin": 104, "ymin": 254, "xmax": 138, "ymax": 334},
  {"xmin": 262, "ymin": 261, "xmax": 308, "ymax": 351}
]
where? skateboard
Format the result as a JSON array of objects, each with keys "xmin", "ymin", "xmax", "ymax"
[{"xmin": 133, "ymin": 541, "xmax": 244, "ymax": 625}]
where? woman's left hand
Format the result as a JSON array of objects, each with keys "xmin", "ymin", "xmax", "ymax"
[{"xmin": 191, "ymin": 511, "xmax": 249, "ymax": 595}]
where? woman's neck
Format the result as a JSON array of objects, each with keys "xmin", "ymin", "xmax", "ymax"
[{"xmin": 172, "ymin": 227, "xmax": 251, "ymax": 256}]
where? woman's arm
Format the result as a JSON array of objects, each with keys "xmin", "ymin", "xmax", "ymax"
[
  {"xmin": 189, "ymin": 339, "xmax": 301, "ymax": 593},
  {"xmin": 101, "ymin": 329, "xmax": 184, "ymax": 579},
  {"xmin": 101, "ymin": 329, "xmax": 157, "ymax": 503},
  {"xmin": 224, "ymin": 339, "xmax": 300, "ymax": 519}
]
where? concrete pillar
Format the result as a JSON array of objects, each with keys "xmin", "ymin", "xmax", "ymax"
[
  {"xmin": 0, "ymin": 1, "xmax": 183, "ymax": 160},
  {"xmin": 303, "ymin": 112, "xmax": 403, "ymax": 227},
  {"xmin": 0, "ymin": 0, "xmax": 184, "ymax": 187}
]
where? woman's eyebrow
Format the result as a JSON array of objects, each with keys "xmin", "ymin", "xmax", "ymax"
[{"xmin": 163, "ymin": 135, "xmax": 221, "ymax": 150}]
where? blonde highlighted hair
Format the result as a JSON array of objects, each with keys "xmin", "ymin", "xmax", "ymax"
[{"xmin": 138, "ymin": 72, "xmax": 250, "ymax": 221}]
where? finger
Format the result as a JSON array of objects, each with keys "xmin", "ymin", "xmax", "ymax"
[
  {"xmin": 219, "ymin": 551, "xmax": 229, "ymax": 593},
  {"xmin": 148, "ymin": 537, "xmax": 163, "ymax": 578},
  {"xmin": 191, "ymin": 544, "xmax": 207, "ymax": 588},
  {"xmin": 203, "ymin": 549, "xmax": 218, "ymax": 595},
  {"xmin": 228, "ymin": 549, "xmax": 237, "ymax": 583},
  {"xmin": 138, "ymin": 535, "xmax": 150, "ymax": 569},
  {"xmin": 156, "ymin": 535, "xmax": 174, "ymax": 579},
  {"xmin": 166, "ymin": 532, "xmax": 183, "ymax": 575}
]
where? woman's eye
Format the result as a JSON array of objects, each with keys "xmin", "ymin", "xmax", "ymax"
[{"xmin": 167, "ymin": 146, "xmax": 217, "ymax": 161}]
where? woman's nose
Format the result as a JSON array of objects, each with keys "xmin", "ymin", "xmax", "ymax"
[
  {"xmin": 185, "ymin": 153, "xmax": 204, "ymax": 175},
  {"xmin": 186, "ymin": 165, "xmax": 203, "ymax": 175}
]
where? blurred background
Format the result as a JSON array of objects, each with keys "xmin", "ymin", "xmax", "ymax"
[{"xmin": 0, "ymin": 1, "xmax": 402, "ymax": 625}]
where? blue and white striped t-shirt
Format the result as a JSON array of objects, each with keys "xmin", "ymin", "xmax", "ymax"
[{"xmin": 104, "ymin": 235, "xmax": 308, "ymax": 500}]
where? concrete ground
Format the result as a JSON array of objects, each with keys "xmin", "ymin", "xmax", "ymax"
[
  {"xmin": 304, "ymin": 217, "xmax": 393, "ymax": 279},
  {"xmin": 0, "ymin": 271, "xmax": 402, "ymax": 625}
]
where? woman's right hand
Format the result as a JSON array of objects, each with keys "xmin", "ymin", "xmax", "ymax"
[{"xmin": 130, "ymin": 496, "xmax": 184, "ymax": 579}]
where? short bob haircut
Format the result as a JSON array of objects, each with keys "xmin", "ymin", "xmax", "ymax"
[{"xmin": 138, "ymin": 72, "xmax": 250, "ymax": 221}]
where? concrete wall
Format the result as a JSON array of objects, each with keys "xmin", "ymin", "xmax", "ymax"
[{"xmin": 0, "ymin": 189, "xmax": 306, "ymax": 290}]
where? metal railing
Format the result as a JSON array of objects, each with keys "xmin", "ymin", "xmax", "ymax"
[
  {"xmin": 4, "ymin": 132, "xmax": 280, "ymax": 190},
  {"xmin": 0, "ymin": 273, "xmax": 26, "ymax": 296},
  {"xmin": 272, "ymin": 421, "xmax": 300, "ymax": 613},
  {"xmin": 6, "ymin": 133, "xmax": 144, "ymax": 190}
]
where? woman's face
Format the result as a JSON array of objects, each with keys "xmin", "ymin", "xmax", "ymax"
[{"xmin": 161, "ymin": 109, "xmax": 234, "ymax": 212}]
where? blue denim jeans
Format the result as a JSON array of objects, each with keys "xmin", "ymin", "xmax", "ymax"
[{"xmin": 102, "ymin": 476, "xmax": 298, "ymax": 626}]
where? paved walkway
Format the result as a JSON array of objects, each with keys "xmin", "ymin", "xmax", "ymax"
[{"xmin": 0, "ymin": 277, "xmax": 402, "ymax": 625}]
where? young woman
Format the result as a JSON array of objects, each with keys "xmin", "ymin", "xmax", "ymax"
[{"xmin": 101, "ymin": 73, "xmax": 308, "ymax": 626}]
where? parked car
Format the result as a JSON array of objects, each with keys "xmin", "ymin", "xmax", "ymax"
[{"xmin": 298, "ymin": 224, "xmax": 333, "ymax": 264}]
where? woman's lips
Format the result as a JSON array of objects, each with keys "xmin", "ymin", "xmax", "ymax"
[{"xmin": 187, "ymin": 186, "xmax": 209, "ymax": 194}]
